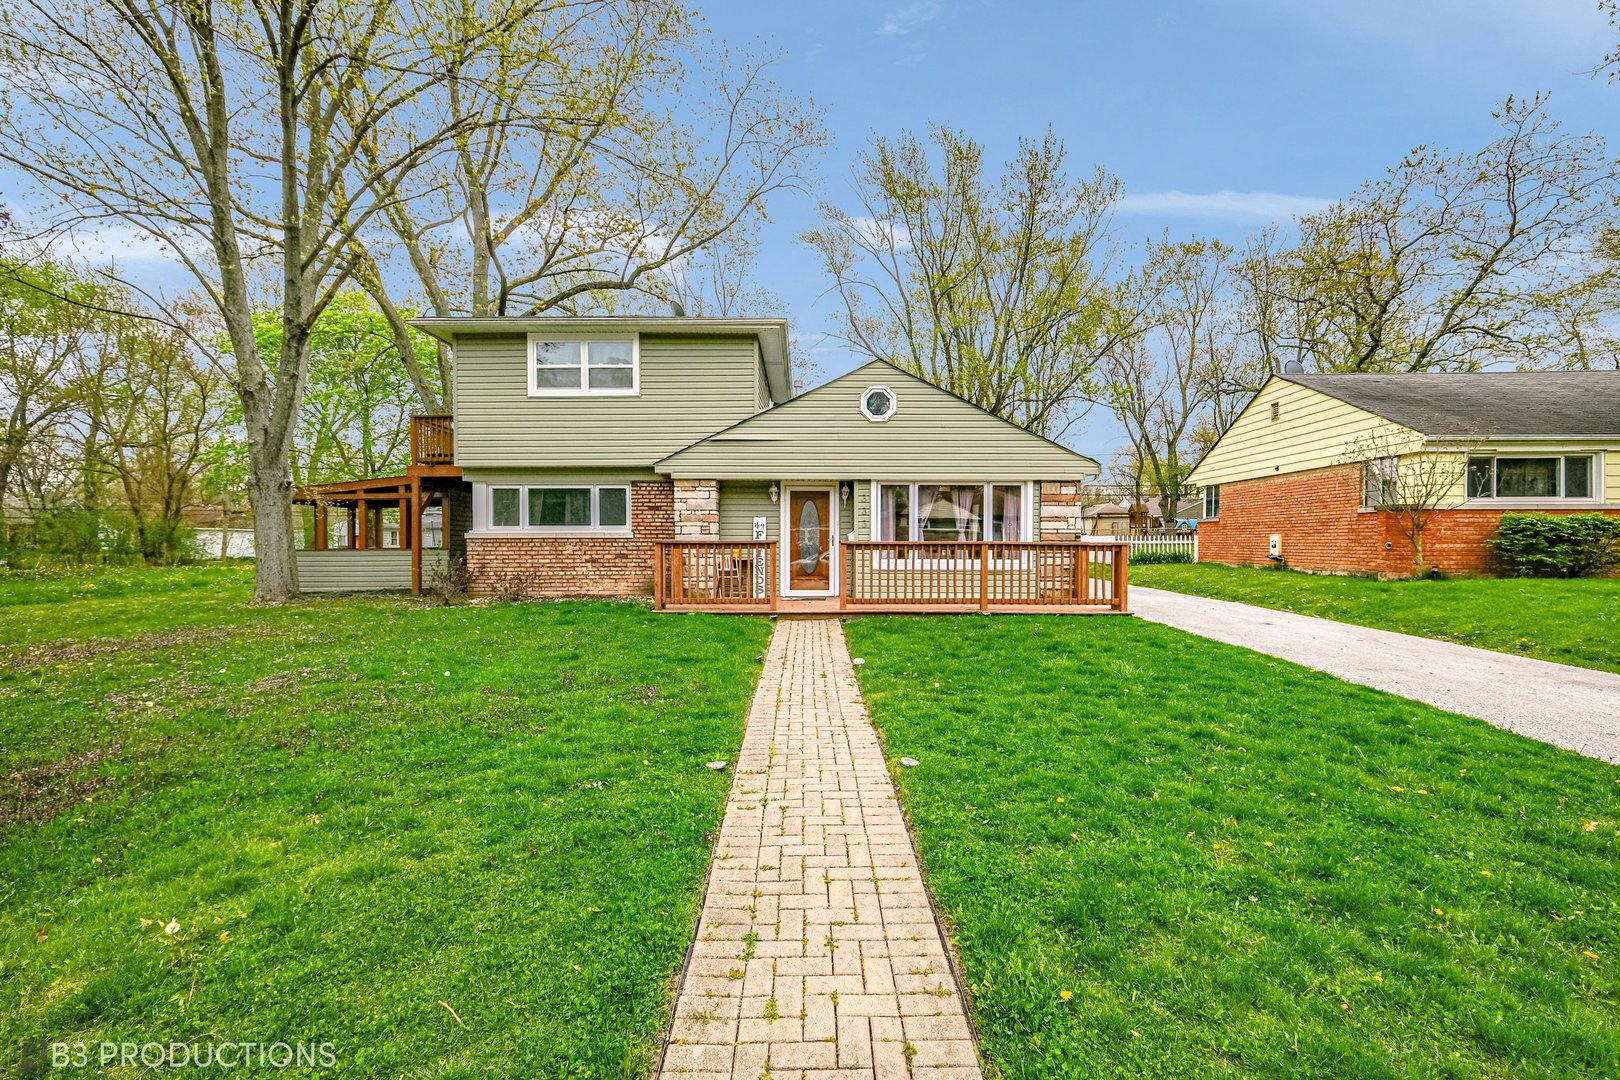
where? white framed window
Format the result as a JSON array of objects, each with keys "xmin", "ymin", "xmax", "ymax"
[
  {"xmin": 1202, "ymin": 485, "xmax": 1220, "ymax": 520},
  {"xmin": 860, "ymin": 385, "xmax": 897, "ymax": 422},
  {"xmin": 528, "ymin": 335, "xmax": 638, "ymax": 396},
  {"xmin": 1465, "ymin": 455, "xmax": 1596, "ymax": 500},
  {"xmin": 1362, "ymin": 457, "xmax": 1400, "ymax": 508},
  {"xmin": 874, "ymin": 482, "xmax": 1030, "ymax": 542},
  {"xmin": 485, "ymin": 484, "xmax": 631, "ymax": 532}
]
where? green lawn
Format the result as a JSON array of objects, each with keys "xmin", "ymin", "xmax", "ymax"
[
  {"xmin": 1132, "ymin": 563, "xmax": 1620, "ymax": 674},
  {"xmin": 846, "ymin": 615, "xmax": 1620, "ymax": 1079},
  {"xmin": 1, "ymin": 567, "xmax": 770, "ymax": 1078}
]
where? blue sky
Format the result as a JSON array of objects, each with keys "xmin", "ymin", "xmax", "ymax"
[{"xmin": 700, "ymin": 0, "xmax": 1616, "ymax": 456}]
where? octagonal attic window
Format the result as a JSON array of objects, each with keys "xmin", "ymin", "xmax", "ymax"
[{"xmin": 860, "ymin": 385, "xmax": 897, "ymax": 422}]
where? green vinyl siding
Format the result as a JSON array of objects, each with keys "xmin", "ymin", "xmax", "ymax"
[
  {"xmin": 855, "ymin": 481, "xmax": 871, "ymax": 540},
  {"xmin": 718, "ymin": 481, "xmax": 779, "ymax": 541},
  {"xmin": 659, "ymin": 361, "xmax": 1099, "ymax": 480},
  {"xmin": 756, "ymin": 351, "xmax": 774, "ymax": 412},
  {"xmin": 296, "ymin": 549, "xmax": 447, "ymax": 593},
  {"xmin": 453, "ymin": 332, "xmax": 764, "ymax": 468}
]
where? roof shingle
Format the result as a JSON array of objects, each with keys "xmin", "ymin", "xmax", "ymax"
[{"xmin": 1279, "ymin": 371, "xmax": 1620, "ymax": 438}]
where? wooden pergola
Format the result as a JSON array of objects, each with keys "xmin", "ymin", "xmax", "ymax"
[{"xmin": 293, "ymin": 415, "xmax": 465, "ymax": 595}]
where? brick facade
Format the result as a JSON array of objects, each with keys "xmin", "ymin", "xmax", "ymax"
[
  {"xmin": 1199, "ymin": 463, "xmax": 1620, "ymax": 576},
  {"xmin": 465, "ymin": 481, "xmax": 674, "ymax": 597}
]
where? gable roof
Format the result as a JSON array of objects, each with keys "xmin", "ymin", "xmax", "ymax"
[
  {"xmin": 656, "ymin": 359, "xmax": 1099, "ymax": 480},
  {"xmin": 411, "ymin": 315, "xmax": 794, "ymax": 402},
  {"xmin": 1278, "ymin": 371, "xmax": 1620, "ymax": 438}
]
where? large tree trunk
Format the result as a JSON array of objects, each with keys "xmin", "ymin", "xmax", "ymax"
[{"xmin": 247, "ymin": 465, "xmax": 298, "ymax": 601}]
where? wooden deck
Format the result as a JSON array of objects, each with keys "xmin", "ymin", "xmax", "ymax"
[{"xmin": 654, "ymin": 539, "xmax": 1130, "ymax": 615}]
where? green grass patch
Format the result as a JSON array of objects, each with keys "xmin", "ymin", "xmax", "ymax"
[
  {"xmin": 1132, "ymin": 563, "xmax": 1620, "ymax": 674},
  {"xmin": 1, "ymin": 568, "xmax": 770, "ymax": 1077},
  {"xmin": 847, "ymin": 615, "xmax": 1620, "ymax": 1078}
]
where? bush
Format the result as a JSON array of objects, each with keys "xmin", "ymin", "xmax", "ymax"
[
  {"xmin": 1129, "ymin": 548, "xmax": 1194, "ymax": 565},
  {"xmin": 1490, "ymin": 513, "xmax": 1620, "ymax": 577},
  {"xmin": 424, "ymin": 555, "xmax": 471, "ymax": 605}
]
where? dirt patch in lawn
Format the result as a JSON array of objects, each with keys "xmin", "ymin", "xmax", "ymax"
[
  {"xmin": 1, "ymin": 742, "xmax": 124, "ymax": 826},
  {"xmin": 3, "ymin": 627, "xmax": 236, "ymax": 672}
]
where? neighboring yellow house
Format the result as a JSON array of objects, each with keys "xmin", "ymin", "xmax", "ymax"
[{"xmin": 1189, "ymin": 371, "xmax": 1620, "ymax": 575}]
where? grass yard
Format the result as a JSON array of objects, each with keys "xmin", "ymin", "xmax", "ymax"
[
  {"xmin": 1, "ymin": 567, "xmax": 770, "ymax": 1078},
  {"xmin": 846, "ymin": 615, "xmax": 1620, "ymax": 1079},
  {"xmin": 1132, "ymin": 562, "xmax": 1620, "ymax": 675}
]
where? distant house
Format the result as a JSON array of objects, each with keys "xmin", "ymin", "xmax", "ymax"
[
  {"xmin": 1082, "ymin": 495, "xmax": 1201, "ymax": 536},
  {"xmin": 1188, "ymin": 371, "xmax": 1620, "ymax": 576}
]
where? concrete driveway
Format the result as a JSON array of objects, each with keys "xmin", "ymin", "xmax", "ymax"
[{"xmin": 1130, "ymin": 586, "xmax": 1620, "ymax": 764}]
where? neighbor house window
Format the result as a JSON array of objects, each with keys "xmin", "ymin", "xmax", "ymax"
[
  {"xmin": 874, "ymin": 483, "xmax": 1030, "ymax": 542},
  {"xmin": 528, "ymin": 336, "xmax": 638, "ymax": 395},
  {"xmin": 487, "ymin": 485, "xmax": 631, "ymax": 530},
  {"xmin": 1202, "ymin": 485, "xmax": 1220, "ymax": 520},
  {"xmin": 1464, "ymin": 455, "xmax": 1595, "ymax": 500},
  {"xmin": 1362, "ymin": 457, "xmax": 1400, "ymax": 508}
]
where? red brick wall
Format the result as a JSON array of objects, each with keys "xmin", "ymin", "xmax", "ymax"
[
  {"xmin": 465, "ymin": 481, "xmax": 674, "ymax": 597},
  {"xmin": 1198, "ymin": 464, "xmax": 1620, "ymax": 577}
]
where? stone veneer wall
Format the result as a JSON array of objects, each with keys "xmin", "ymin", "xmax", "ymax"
[
  {"xmin": 673, "ymin": 478, "xmax": 720, "ymax": 538},
  {"xmin": 1039, "ymin": 481, "xmax": 1088, "ymax": 540},
  {"xmin": 465, "ymin": 481, "xmax": 674, "ymax": 597}
]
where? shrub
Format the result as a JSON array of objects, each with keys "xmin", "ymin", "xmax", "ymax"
[
  {"xmin": 424, "ymin": 555, "xmax": 471, "ymax": 605},
  {"xmin": 1129, "ymin": 548, "xmax": 1194, "ymax": 565},
  {"xmin": 1490, "ymin": 513, "xmax": 1620, "ymax": 577}
]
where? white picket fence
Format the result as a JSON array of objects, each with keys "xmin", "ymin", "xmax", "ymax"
[{"xmin": 1085, "ymin": 532, "xmax": 1198, "ymax": 561}]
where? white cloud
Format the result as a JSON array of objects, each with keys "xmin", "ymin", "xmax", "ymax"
[
  {"xmin": 1116, "ymin": 189, "xmax": 1334, "ymax": 223},
  {"xmin": 847, "ymin": 215, "xmax": 912, "ymax": 251},
  {"xmin": 877, "ymin": 1, "xmax": 942, "ymax": 37},
  {"xmin": 1258, "ymin": 0, "xmax": 1605, "ymax": 62}
]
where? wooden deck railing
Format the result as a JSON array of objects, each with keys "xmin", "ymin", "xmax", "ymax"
[
  {"xmin": 653, "ymin": 540, "xmax": 1128, "ymax": 612},
  {"xmin": 842, "ymin": 541, "xmax": 1128, "ymax": 611},
  {"xmin": 410, "ymin": 414, "xmax": 455, "ymax": 466},
  {"xmin": 655, "ymin": 540, "xmax": 778, "ymax": 609}
]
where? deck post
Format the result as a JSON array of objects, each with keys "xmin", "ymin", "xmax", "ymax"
[
  {"xmin": 313, "ymin": 503, "xmax": 328, "ymax": 550},
  {"xmin": 410, "ymin": 481, "xmax": 423, "ymax": 596},
  {"xmin": 652, "ymin": 543, "xmax": 664, "ymax": 609},
  {"xmin": 769, "ymin": 541, "xmax": 779, "ymax": 611},
  {"xmin": 355, "ymin": 500, "xmax": 368, "ymax": 550},
  {"xmin": 979, "ymin": 542, "xmax": 989, "ymax": 612},
  {"xmin": 1114, "ymin": 544, "xmax": 1129, "ymax": 612}
]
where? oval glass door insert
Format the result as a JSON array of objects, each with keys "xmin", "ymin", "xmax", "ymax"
[{"xmin": 797, "ymin": 500, "xmax": 821, "ymax": 572}]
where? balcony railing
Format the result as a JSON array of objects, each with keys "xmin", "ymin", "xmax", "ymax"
[{"xmin": 410, "ymin": 414, "xmax": 454, "ymax": 467}]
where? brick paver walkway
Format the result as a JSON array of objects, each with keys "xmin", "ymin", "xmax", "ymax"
[{"xmin": 659, "ymin": 618, "xmax": 982, "ymax": 1079}]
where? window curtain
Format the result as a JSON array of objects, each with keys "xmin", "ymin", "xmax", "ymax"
[{"xmin": 995, "ymin": 485, "xmax": 1022, "ymax": 541}]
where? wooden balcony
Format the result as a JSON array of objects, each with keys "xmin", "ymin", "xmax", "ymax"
[
  {"xmin": 654, "ymin": 540, "xmax": 1129, "ymax": 614},
  {"xmin": 409, "ymin": 414, "xmax": 455, "ymax": 470}
]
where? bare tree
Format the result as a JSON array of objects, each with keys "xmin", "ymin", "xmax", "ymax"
[
  {"xmin": 350, "ymin": 2, "xmax": 822, "ymax": 409},
  {"xmin": 1341, "ymin": 423, "xmax": 1471, "ymax": 575},
  {"xmin": 804, "ymin": 126, "xmax": 1131, "ymax": 438},
  {"xmin": 1101, "ymin": 237, "xmax": 1238, "ymax": 529},
  {"xmin": 0, "ymin": 0, "xmax": 517, "ymax": 599},
  {"xmin": 1248, "ymin": 97, "xmax": 1618, "ymax": 374},
  {"xmin": 81, "ymin": 309, "xmax": 231, "ymax": 560}
]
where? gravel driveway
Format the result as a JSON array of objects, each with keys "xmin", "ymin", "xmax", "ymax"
[{"xmin": 1130, "ymin": 586, "xmax": 1620, "ymax": 764}]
